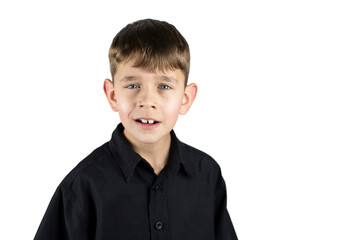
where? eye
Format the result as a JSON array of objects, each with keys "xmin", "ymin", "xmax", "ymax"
[
  {"xmin": 159, "ymin": 84, "xmax": 171, "ymax": 90},
  {"xmin": 126, "ymin": 84, "xmax": 139, "ymax": 89}
]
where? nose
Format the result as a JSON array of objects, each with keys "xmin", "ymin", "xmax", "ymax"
[{"xmin": 137, "ymin": 87, "xmax": 158, "ymax": 109}]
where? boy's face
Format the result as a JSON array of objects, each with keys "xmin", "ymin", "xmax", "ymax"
[{"xmin": 104, "ymin": 60, "xmax": 197, "ymax": 147}]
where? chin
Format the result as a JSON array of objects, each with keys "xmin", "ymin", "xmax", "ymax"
[
  {"xmin": 123, "ymin": 123, "xmax": 171, "ymax": 146},
  {"xmin": 136, "ymin": 135, "xmax": 164, "ymax": 144}
]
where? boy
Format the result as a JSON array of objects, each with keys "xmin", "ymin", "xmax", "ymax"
[{"xmin": 34, "ymin": 19, "xmax": 238, "ymax": 240}]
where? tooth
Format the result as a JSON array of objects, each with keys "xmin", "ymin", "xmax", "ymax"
[
  {"xmin": 141, "ymin": 119, "xmax": 147, "ymax": 124},
  {"xmin": 148, "ymin": 120, "xmax": 154, "ymax": 124}
]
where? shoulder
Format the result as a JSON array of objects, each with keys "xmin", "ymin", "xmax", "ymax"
[
  {"xmin": 59, "ymin": 142, "xmax": 115, "ymax": 190},
  {"xmin": 180, "ymin": 142, "xmax": 223, "ymax": 179}
]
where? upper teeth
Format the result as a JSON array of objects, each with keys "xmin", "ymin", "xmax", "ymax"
[{"xmin": 140, "ymin": 119, "xmax": 155, "ymax": 124}]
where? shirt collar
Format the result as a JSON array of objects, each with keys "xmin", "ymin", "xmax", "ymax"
[{"xmin": 108, "ymin": 123, "xmax": 195, "ymax": 182}]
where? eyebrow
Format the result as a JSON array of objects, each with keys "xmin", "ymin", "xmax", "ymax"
[
  {"xmin": 119, "ymin": 76, "xmax": 137, "ymax": 83},
  {"xmin": 158, "ymin": 75, "xmax": 178, "ymax": 84},
  {"xmin": 119, "ymin": 75, "xmax": 178, "ymax": 84}
]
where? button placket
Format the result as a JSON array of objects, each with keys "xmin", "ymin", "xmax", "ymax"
[
  {"xmin": 153, "ymin": 184, "xmax": 163, "ymax": 232},
  {"xmin": 149, "ymin": 180, "xmax": 169, "ymax": 239}
]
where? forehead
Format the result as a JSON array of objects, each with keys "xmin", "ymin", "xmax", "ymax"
[{"xmin": 114, "ymin": 60, "xmax": 185, "ymax": 83}]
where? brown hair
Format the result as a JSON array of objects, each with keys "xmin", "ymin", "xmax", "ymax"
[{"xmin": 109, "ymin": 19, "xmax": 190, "ymax": 86}]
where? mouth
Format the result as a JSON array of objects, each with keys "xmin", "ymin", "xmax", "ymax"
[
  {"xmin": 135, "ymin": 118, "xmax": 160, "ymax": 125},
  {"xmin": 134, "ymin": 118, "xmax": 161, "ymax": 130}
]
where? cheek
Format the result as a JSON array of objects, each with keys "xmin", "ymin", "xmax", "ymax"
[
  {"xmin": 116, "ymin": 94, "xmax": 136, "ymax": 116},
  {"xmin": 161, "ymin": 93, "xmax": 183, "ymax": 115}
]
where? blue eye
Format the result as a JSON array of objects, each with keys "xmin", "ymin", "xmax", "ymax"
[
  {"xmin": 126, "ymin": 84, "xmax": 139, "ymax": 89},
  {"xmin": 159, "ymin": 85, "xmax": 171, "ymax": 90}
]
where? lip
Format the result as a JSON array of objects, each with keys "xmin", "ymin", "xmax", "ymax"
[{"xmin": 134, "ymin": 118, "xmax": 161, "ymax": 130}]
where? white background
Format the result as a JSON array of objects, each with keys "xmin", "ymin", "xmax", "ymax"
[{"xmin": 0, "ymin": 0, "xmax": 358, "ymax": 239}]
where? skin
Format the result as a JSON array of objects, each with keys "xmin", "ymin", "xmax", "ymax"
[{"xmin": 103, "ymin": 60, "xmax": 197, "ymax": 175}]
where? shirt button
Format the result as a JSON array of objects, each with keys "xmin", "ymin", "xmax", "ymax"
[
  {"xmin": 153, "ymin": 185, "xmax": 160, "ymax": 191},
  {"xmin": 155, "ymin": 221, "xmax": 163, "ymax": 230}
]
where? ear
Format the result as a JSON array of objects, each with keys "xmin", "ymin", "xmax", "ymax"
[
  {"xmin": 103, "ymin": 78, "xmax": 119, "ymax": 112},
  {"xmin": 180, "ymin": 83, "xmax": 198, "ymax": 115}
]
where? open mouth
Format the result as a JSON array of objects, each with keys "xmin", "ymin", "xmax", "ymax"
[{"xmin": 135, "ymin": 119, "xmax": 160, "ymax": 125}]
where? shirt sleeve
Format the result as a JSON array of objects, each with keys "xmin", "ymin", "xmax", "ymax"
[
  {"xmin": 34, "ymin": 186, "xmax": 92, "ymax": 240},
  {"xmin": 214, "ymin": 173, "xmax": 238, "ymax": 240}
]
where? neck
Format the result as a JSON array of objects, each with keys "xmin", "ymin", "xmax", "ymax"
[{"xmin": 124, "ymin": 130, "xmax": 171, "ymax": 175}]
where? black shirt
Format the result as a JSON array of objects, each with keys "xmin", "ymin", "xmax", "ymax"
[{"xmin": 34, "ymin": 123, "xmax": 238, "ymax": 240}]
